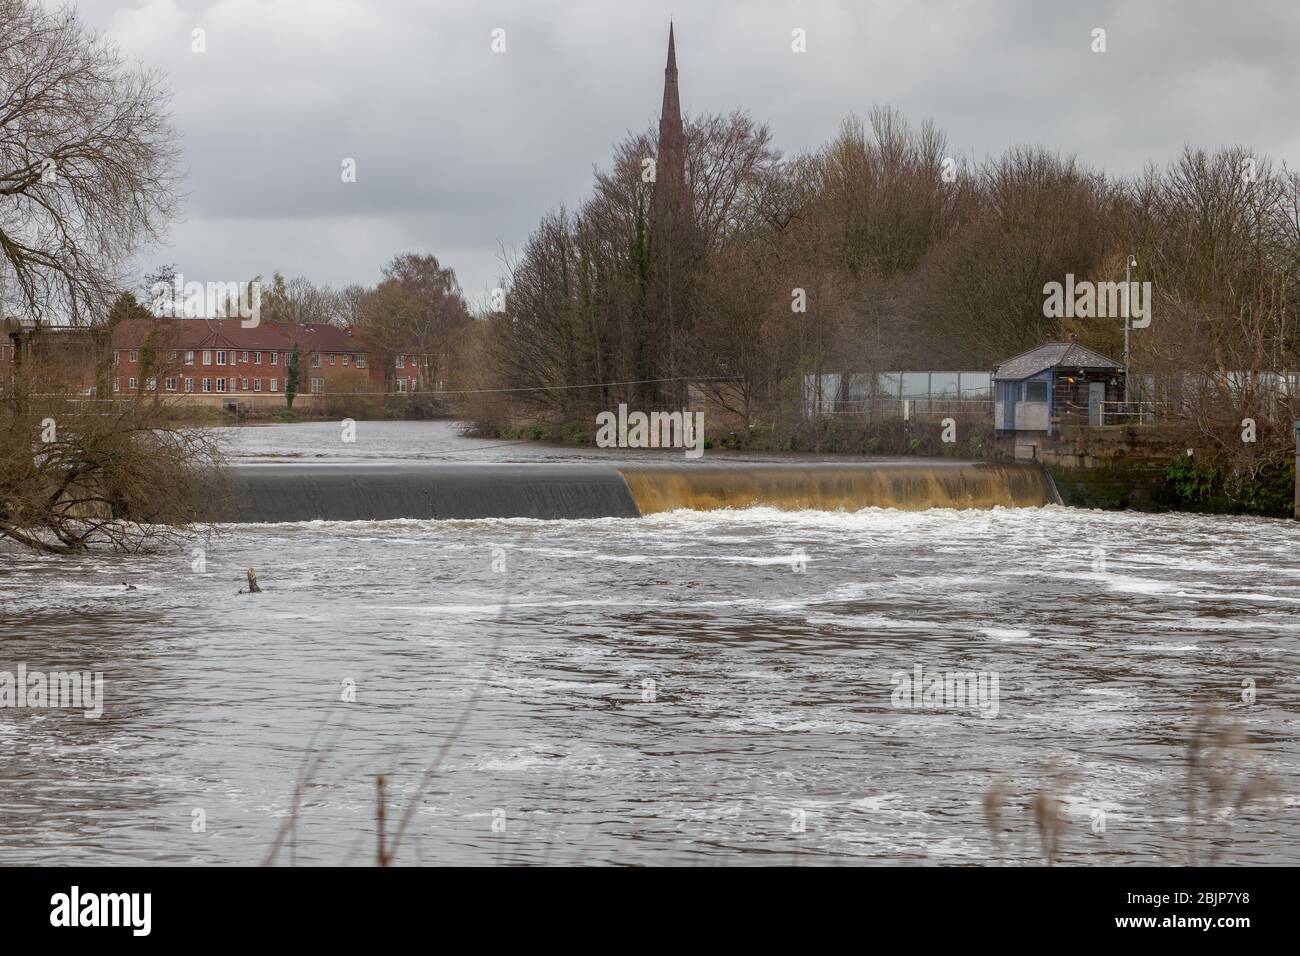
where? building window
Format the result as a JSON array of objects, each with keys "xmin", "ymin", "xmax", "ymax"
[
  {"xmin": 342, "ymin": 354, "xmax": 349, "ymax": 366},
  {"xmin": 112, "ymin": 350, "xmax": 120, "ymax": 365},
  {"xmin": 1025, "ymin": 381, "xmax": 1048, "ymax": 403},
  {"xmin": 112, "ymin": 378, "xmax": 120, "ymax": 392},
  {"xmin": 129, "ymin": 350, "xmax": 139, "ymax": 362},
  {"xmin": 128, "ymin": 377, "xmax": 137, "ymax": 389},
  {"xmin": 170, "ymin": 350, "xmax": 179, "ymax": 362},
  {"xmin": 184, "ymin": 378, "xmax": 194, "ymax": 393},
  {"xmin": 271, "ymin": 351, "xmax": 279, "ymax": 365},
  {"xmin": 242, "ymin": 351, "xmax": 249, "ymax": 363},
  {"xmin": 216, "ymin": 378, "xmax": 226, "ymax": 392},
  {"xmin": 311, "ymin": 377, "xmax": 323, "ymax": 393},
  {"xmin": 254, "ymin": 378, "xmax": 262, "ymax": 392},
  {"xmin": 270, "ymin": 378, "xmax": 278, "ymax": 391},
  {"xmin": 202, "ymin": 378, "xmax": 210, "ymax": 392},
  {"xmin": 165, "ymin": 377, "xmax": 177, "ymax": 391},
  {"xmin": 216, "ymin": 350, "xmax": 226, "ymax": 365},
  {"xmin": 355, "ymin": 354, "xmax": 365, "ymax": 368},
  {"xmin": 311, "ymin": 353, "xmax": 321, "ymax": 368},
  {"xmin": 254, "ymin": 351, "xmax": 262, "ymax": 364},
  {"xmin": 396, "ymin": 379, "xmax": 406, "ymax": 393},
  {"xmin": 242, "ymin": 378, "xmax": 249, "ymax": 391},
  {"xmin": 185, "ymin": 350, "xmax": 195, "ymax": 364},
  {"xmin": 329, "ymin": 353, "xmax": 336, "ymax": 366},
  {"xmin": 202, "ymin": 350, "xmax": 212, "ymax": 365},
  {"xmin": 147, "ymin": 377, "xmax": 157, "ymax": 390},
  {"xmin": 396, "ymin": 353, "xmax": 405, "ymax": 368}
]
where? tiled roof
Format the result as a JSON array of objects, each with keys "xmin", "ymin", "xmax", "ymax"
[
  {"xmin": 993, "ymin": 342, "xmax": 1121, "ymax": 381},
  {"xmin": 111, "ymin": 318, "xmax": 364, "ymax": 353},
  {"xmin": 292, "ymin": 322, "xmax": 357, "ymax": 351}
]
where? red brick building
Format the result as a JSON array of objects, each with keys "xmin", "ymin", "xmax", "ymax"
[
  {"xmin": 5, "ymin": 315, "xmax": 441, "ymax": 409},
  {"xmin": 109, "ymin": 318, "xmax": 442, "ymax": 408},
  {"xmin": 2, "ymin": 318, "xmax": 100, "ymax": 396}
]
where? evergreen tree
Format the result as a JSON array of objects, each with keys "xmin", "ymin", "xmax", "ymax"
[{"xmin": 285, "ymin": 344, "xmax": 301, "ymax": 409}]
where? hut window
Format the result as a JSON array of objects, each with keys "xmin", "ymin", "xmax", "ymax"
[{"xmin": 1025, "ymin": 381, "xmax": 1048, "ymax": 402}]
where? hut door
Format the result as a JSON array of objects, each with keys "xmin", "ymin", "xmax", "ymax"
[{"xmin": 1088, "ymin": 381, "xmax": 1105, "ymax": 426}]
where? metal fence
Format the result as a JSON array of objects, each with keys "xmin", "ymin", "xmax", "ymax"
[
  {"xmin": 804, "ymin": 372, "xmax": 993, "ymax": 418},
  {"xmin": 1100, "ymin": 400, "xmax": 1158, "ymax": 426}
]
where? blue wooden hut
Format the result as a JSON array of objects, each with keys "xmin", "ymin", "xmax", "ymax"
[{"xmin": 993, "ymin": 341, "xmax": 1123, "ymax": 436}]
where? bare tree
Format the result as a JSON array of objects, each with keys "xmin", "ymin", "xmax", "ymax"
[
  {"xmin": 357, "ymin": 253, "xmax": 472, "ymax": 390},
  {"xmin": 0, "ymin": 0, "xmax": 180, "ymax": 324},
  {"xmin": 0, "ymin": 363, "xmax": 223, "ymax": 553}
]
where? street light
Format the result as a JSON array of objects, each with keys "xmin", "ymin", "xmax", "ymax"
[{"xmin": 1124, "ymin": 254, "xmax": 1137, "ymax": 401}]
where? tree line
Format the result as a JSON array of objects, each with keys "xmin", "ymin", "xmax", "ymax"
[{"xmin": 471, "ymin": 105, "xmax": 1300, "ymax": 486}]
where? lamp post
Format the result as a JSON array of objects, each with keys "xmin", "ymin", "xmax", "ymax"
[
  {"xmin": 1294, "ymin": 420, "xmax": 1299, "ymax": 520},
  {"xmin": 1124, "ymin": 254, "xmax": 1137, "ymax": 402}
]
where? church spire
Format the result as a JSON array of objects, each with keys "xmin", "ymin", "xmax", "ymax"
[
  {"xmin": 654, "ymin": 23, "xmax": 685, "ymax": 216},
  {"xmin": 646, "ymin": 22, "xmax": 690, "ymax": 408},
  {"xmin": 659, "ymin": 24, "xmax": 682, "ymax": 146}
]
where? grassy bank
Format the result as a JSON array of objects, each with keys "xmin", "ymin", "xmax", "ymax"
[
  {"xmin": 150, "ymin": 394, "xmax": 452, "ymax": 427},
  {"xmin": 479, "ymin": 414, "xmax": 997, "ymax": 459}
]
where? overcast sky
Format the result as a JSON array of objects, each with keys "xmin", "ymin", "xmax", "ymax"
[{"xmin": 78, "ymin": 0, "xmax": 1300, "ymax": 310}]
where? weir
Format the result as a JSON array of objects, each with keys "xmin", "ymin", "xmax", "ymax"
[
  {"xmin": 217, "ymin": 460, "xmax": 1055, "ymax": 522},
  {"xmin": 619, "ymin": 461, "xmax": 1057, "ymax": 514}
]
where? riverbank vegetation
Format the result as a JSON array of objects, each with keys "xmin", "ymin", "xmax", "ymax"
[{"xmin": 0, "ymin": 379, "xmax": 223, "ymax": 553}]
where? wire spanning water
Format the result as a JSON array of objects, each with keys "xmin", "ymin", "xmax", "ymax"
[{"xmin": 0, "ymin": 423, "xmax": 1296, "ymax": 865}]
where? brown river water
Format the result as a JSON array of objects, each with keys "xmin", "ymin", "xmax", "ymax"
[{"xmin": 0, "ymin": 422, "xmax": 1297, "ymax": 865}]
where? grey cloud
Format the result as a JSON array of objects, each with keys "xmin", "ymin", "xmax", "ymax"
[{"xmin": 75, "ymin": 0, "xmax": 1300, "ymax": 302}]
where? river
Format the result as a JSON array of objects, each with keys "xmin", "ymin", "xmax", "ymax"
[{"xmin": 1, "ymin": 421, "xmax": 1296, "ymax": 865}]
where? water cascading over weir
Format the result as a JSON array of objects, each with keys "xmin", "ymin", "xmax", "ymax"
[{"xmin": 216, "ymin": 460, "xmax": 1059, "ymax": 522}]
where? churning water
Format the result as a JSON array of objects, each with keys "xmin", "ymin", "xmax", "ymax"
[{"xmin": 1, "ymin": 422, "xmax": 1297, "ymax": 865}]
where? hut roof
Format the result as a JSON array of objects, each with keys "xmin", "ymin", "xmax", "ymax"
[{"xmin": 992, "ymin": 342, "xmax": 1120, "ymax": 381}]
